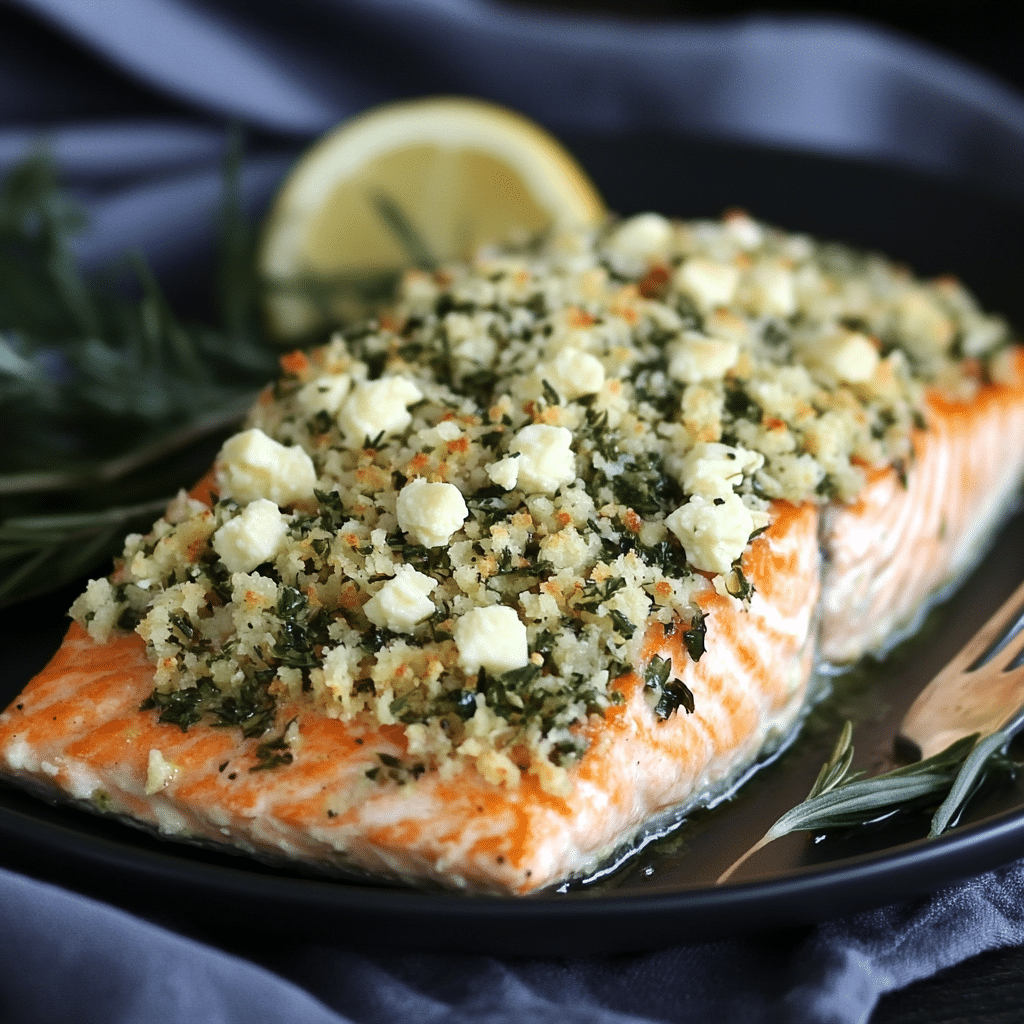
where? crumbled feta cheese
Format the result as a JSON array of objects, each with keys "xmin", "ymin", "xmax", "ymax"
[
  {"xmin": 808, "ymin": 331, "xmax": 880, "ymax": 383},
  {"xmin": 397, "ymin": 478, "xmax": 469, "ymax": 547},
  {"xmin": 667, "ymin": 333, "xmax": 739, "ymax": 383},
  {"xmin": 509, "ymin": 424, "xmax": 576, "ymax": 494},
  {"xmin": 296, "ymin": 373, "xmax": 351, "ymax": 416},
  {"xmin": 487, "ymin": 455, "xmax": 520, "ymax": 491},
  {"xmin": 536, "ymin": 347, "xmax": 606, "ymax": 401},
  {"xmin": 665, "ymin": 493, "xmax": 764, "ymax": 575},
  {"xmin": 145, "ymin": 749, "xmax": 179, "ymax": 795},
  {"xmin": 605, "ymin": 213, "xmax": 674, "ymax": 263},
  {"xmin": 674, "ymin": 258, "xmax": 739, "ymax": 310},
  {"xmin": 216, "ymin": 428, "xmax": 316, "ymax": 506},
  {"xmin": 747, "ymin": 263, "xmax": 796, "ymax": 318},
  {"xmin": 364, "ymin": 566, "xmax": 436, "ymax": 633},
  {"xmin": 212, "ymin": 499, "xmax": 289, "ymax": 574},
  {"xmin": 678, "ymin": 442, "xmax": 764, "ymax": 498},
  {"xmin": 454, "ymin": 606, "xmax": 529, "ymax": 676},
  {"xmin": 338, "ymin": 375, "xmax": 423, "ymax": 447}
]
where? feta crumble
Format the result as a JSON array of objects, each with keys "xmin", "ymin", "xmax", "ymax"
[
  {"xmin": 338, "ymin": 375, "xmax": 423, "ymax": 446},
  {"xmin": 454, "ymin": 606, "xmax": 530, "ymax": 676},
  {"xmin": 364, "ymin": 566, "xmax": 436, "ymax": 633},
  {"xmin": 396, "ymin": 479, "xmax": 469, "ymax": 547},
  {"xmin": 674, "ymin": 258, "xmax": 740, "ymax": 310},
  {"xmin": 296, "ymin": 372, "xmax": 351, "ymax": 415},
  {"xmin": 509, "ymin": 424, "xmax": 576, "ymax": 494},
  {"xmin": 216, "ymin": 428, "xmax": 316, "ymax": 506},
  {"xmin": 666, "ymin": 493, "xmax": 768, "ymax": 575},
  {"xmin": 212, "ymin": 498, "xmax": 289, "ymax": 574}
]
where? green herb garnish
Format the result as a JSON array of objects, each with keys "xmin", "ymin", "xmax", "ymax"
[
  {"xmin": 0, "ymin": 142, "xmax": 278, "ymax": 606},
  {"xmin": 250, "ymin": 721, "xmax": 296, "ymax": 772},
  {"xmin": 365, "ymin": 751, "xmax": 426, "ymax": 784},
  {"xmin": 682, "ymin": 610, "xmax": 706, "ymax": 661},
  {"xmin": 643, "ymin": 653, "xmax": 696, "ymax": 720},
  {"xmin": 717, "ymin": 721, "xmax": 1020, "ymax": 883}
]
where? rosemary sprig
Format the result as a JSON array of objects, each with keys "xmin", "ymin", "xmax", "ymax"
[
  {"xmin": 0, "ymin": 140, "xmax": 277, "ymax": 605},
  {"xmin": 717, "ymin": 721, "xmax": 1019, "ymax": 883}
]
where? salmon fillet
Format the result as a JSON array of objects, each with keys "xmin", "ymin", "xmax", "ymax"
[
  {"xmin": 0, "ymin": 500, "xmax": 819, "ymax": 893},
  {"xmin": 2, "ymin": 212, "xmax": 1023, "ymax": 893}
]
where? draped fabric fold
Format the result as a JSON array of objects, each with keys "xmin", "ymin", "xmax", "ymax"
[
  {"xmin": 7, "ymin": 0, "xmax": 1024, "ymax": 197},
  {"xmin": 6, "ymin": 861, "xmax": 1024, "ymax": 1023}
]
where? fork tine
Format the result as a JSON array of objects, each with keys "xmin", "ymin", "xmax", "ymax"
[
  {"xmin": 982, "ymin": 607, "xmax": 1024, "ymax": 673},
  {"xmin": 900, "ymin": 577, "xmax": 1024, "ymax": 761},
  {"xmin": 948, "ymin": 577, "xmax": 1024, "ymax": 673},
  {"xmin": 996, "ymin": 668, "xmax": 1024, "ymax": 734}
]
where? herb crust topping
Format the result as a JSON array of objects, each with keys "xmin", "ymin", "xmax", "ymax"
[{"xmin": 70, "ymin": 211, "xmax": 1013, "ymax": 794}]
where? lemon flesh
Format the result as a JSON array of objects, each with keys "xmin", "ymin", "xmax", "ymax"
[{"xmin": 259, "ymin": 97, "xmax": 606, "ymax": 338}]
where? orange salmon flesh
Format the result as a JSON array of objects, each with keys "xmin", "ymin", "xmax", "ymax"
[{"xmin": 2, "ymin": 357, "xmax": 1024, "ymax": 894}]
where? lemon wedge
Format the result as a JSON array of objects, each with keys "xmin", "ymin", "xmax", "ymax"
[{"xmin": 259, "ymin": 96, "xmax": 606, "ymax": 338}]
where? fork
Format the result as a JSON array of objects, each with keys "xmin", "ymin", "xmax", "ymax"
[{"xmin": 900, "ymin": 577, "xmax": 1024, "ymax": 762}]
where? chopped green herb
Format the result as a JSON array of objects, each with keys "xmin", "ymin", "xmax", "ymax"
[
  {"xmin": 608, "ymin": 608, "xmax": 636, "ymax": 638},
  {"xmin": 682, "ymin": 610, "xmax": 706, "ymax": 661},
  {"xmin": 250, "ymin": 721, "xmax": 296, "ymax": 771},
  {"xmin": 655, "ymin": 679, "xmax": 695, "ymax": 719},
  {"xmin": 644, "ymin": 654, "xmax": 672, "ymax": 690}
]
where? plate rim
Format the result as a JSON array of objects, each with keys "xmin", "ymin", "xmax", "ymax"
[{"xmin": 3, "ymin": 779, "xmax": 1024, "ymax": 954}]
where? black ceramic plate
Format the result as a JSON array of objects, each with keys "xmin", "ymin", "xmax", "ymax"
[{"xmin": 2, "ymin": 136, "xmax": 1024, "ymax": 956}]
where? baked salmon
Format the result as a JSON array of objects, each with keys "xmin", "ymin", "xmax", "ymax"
[
  {"xmin": 0, "ymin": 500, "xmax": 818, "ymax": 893},
  {"xmin": 820, "ymin": 348, "xmax": 1024, "ymax": 663},
  {"xmin": 1, "ymin": 212, "xmax": 1022, "ymax": 893}
]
